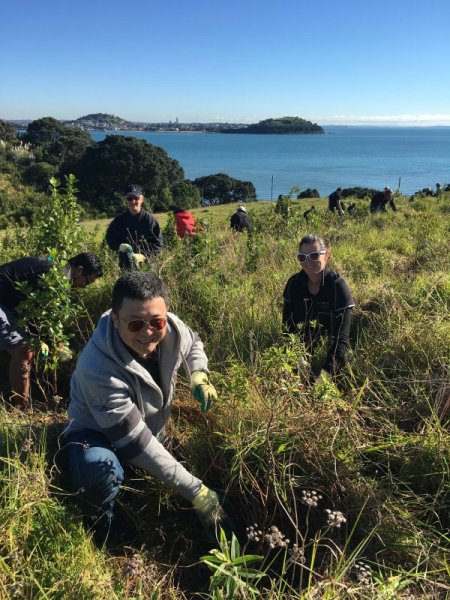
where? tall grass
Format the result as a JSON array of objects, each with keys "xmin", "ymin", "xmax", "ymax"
[{"xmin": 0, "ymin": 194, "xmax": 449, "ymax": 598}]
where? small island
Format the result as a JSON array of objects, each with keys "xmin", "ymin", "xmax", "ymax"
[{"xmin": 220, "ymin": 116, "xmax": 324, "ymax": 134}]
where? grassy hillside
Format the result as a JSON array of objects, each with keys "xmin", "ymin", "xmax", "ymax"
[{"xmin": 0, "ymin": 195, "xmax": 449, "ymax": 598}]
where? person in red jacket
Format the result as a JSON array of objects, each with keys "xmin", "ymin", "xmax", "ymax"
[{"xmin": 172, "ymin": 206, "xmax": 197, "ymax": 238}]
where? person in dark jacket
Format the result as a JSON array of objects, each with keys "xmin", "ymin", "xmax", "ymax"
[
  {"xmin": 303, "ymin": 206, "xmax": 316, "ymax": 222},
  {"xmin": 0, "ymin": 252, "xmax": 102, "ymax": 403},
  {"xmin": 370, "ymin": 187, "xmax": 397, "ymax": 213},
  {"xmin": 230, "ymin": 206, "xmax": 252, "ymax": 232},
  {"xmin": 347, "ymin": 202, "xmax": 356, "ymax": 215},
  {"xmin": 283, "ymin": 234, "xmax": 354, "ymax": 380},
  {"xmin": 106, "ymin": 185, "xmax": 163, "ymax": 268},
  {"xmin": 328, "ymin": 188, "xmax": 344, "ymax": 216}
]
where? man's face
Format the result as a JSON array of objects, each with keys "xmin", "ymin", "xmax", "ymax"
[
  {"xmin": 126, "ymin": 194, "xmax": 144, "ymax": 215},
  {"xmin": 111, "ymin": 296, "xmax": 167, "ymax": 357},
  {"xmin": 70, "ymin": 266, "xmax": 99, "ymax": 288}
]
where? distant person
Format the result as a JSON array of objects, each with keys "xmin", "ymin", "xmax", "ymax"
[
  {"xmin": 303, "ymin": 206, "xmax": 316, "ymax": 222},
  {"xmin": 0, "ymin": 252, "xmax": 102, "ymax": 404},
  {"xmin": 328, "ymin": 188, "xmax": 344, "ymax": 216},
  {"xmin": 106, "ymin": 185, "xmax": 163, "ymax": 268},
  {"xmin": 230, "ymin": 206, "xmax": 252, "ymax": 232},
  {"xmin": 172, "ymin": 206, "xmax": 198, "ymax": 238},
  {"xmin": 347, "ymin": 202, "xmax": 356, "ymax": 215},
  {"xmin": 370, "ymin": 187, "xmax": 397, "ymax": 213},
  {"xmin": 435, "ymin": 182, "xmax": 441, "ymax": 196},
  {"xmin": 283, "ymin": 234, "xmax": 354, "ymax": 380}
]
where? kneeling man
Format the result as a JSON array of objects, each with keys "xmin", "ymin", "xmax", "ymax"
[{"xmin": 62, "ymin": 270, "xmax": 223, "ymax": 539}]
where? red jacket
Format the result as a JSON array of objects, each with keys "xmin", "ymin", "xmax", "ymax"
[{"xmin": 174, "ymin": 211, "xmax": 196, "ymax": 238}]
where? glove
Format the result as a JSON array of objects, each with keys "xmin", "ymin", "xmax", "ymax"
[
  {"xmin": 190, "ymin": 371, "xmax": 217, "ymax": 412},
  {"xmin": 132, "ymin": 253, "xmax": 146, "ymax": 266},
  {"xmin": 119, "ymin": 243, "xmax": 133, "ymax": 253},
  {"xmin": 57, "ymin": 343, "xmax": 73, "ymax": 362},
  {"xmin": 314, "ymin": 369, "xmax": 330, "ymax": 387},
  {"xmin": 40, "ymin": 342, "xmax": 49, "ymax": 357},
  {"xmin": 192, "ymin": 484, "xmax": 225, "ymax": 525}
]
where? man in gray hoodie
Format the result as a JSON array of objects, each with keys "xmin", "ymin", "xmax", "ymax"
[{"xmin": 61, "ymin": 270, "xmax": 223, "ymax": 539}]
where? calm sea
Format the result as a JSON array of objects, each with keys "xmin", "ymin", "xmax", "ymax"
[{"xmin": 91, "ymin": 127, "xmax": 450, "ymax": 199}]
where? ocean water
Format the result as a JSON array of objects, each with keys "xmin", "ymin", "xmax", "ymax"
[{"xmin": 91, "ymin": 127, "xmax": 450, "ymax": 199}]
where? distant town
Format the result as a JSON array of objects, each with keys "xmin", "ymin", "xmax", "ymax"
[{"xmin": 8, "ymin": 114, "xmax": 324, "ymax": 135}]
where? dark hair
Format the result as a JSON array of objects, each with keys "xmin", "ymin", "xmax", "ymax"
[
  {"xmin": 298, "ymin": 234, "xmax": 330, "ymax": 252},
  {"xmin": 112, "ymin": 271, "xmax": 169, "ymax": 313},
  {"xmin": 68, "ymin": 252, "xmax": 103, "ymax": 277}
]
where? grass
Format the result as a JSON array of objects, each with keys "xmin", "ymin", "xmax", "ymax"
[{"xmin": 0, "ymin": 193, "xmax": 449, "ymax": 598}]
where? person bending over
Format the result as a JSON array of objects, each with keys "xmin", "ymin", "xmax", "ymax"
[
  {"xmin": 282, "ymin": 234, "xmax": 354, "ymax": 380},
  {"xmin": 0, "ymin": 252, "xmax": 102, "ymax": 403},
  {"xmin": 60, "ymin": 270, "xmax": 224, "ymax": 542}
]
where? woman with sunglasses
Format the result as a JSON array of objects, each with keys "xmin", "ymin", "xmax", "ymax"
[{"xmin": 282, "ymin": 234, "xmax": 354, "ymax": 379}]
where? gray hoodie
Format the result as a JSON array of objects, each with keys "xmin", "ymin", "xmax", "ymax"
[{"xmin": 66, "ymin": 309, "xmax": 208, "ymax": 501}]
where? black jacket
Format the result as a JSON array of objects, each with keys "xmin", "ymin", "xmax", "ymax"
[
  {"xmin": 370, "ymin": 193, "xmax": 397, "ymax": 213},
  {"xmin": 282, "ymin": 268, "xmax": 354, "ymax": 372},
  {"xmin": 0, "ymin": 256, "xmax": 51, "ymax": 310},
  {"xmin": 105, "ymin": 209, "xmax": 163, "ymax": 255},
  {"xmin": 230, "ymin": 211, "xmax": 252, "ymax": 232}
]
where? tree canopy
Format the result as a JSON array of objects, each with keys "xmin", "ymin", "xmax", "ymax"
[
  {"xmin": 0, "ymin": 120, "xmax": 18, "ymax": 142},
  {"xmin": 75, "ymin": 135, "xmax": 184, "ymax": 214},
  {"xmin": 23, "ymin": 117, "xmax": 93, "ymax": 174},
  {"xmin": 192, "ymin": 173, "xmax": 256, "ymax": 204}
]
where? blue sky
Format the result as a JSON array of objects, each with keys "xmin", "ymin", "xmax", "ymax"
[{"xmin": 2, "ymin": 0, "xmax": 449, "ymax": 124}]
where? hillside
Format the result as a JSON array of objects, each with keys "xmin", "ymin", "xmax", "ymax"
[
  {"xmin": 0, "ymin": 194, "xmax": 449, "ymax": 598},
  {"xmin": 221, "ymin": 116, "xmax": 324, "ymax": 134},
  {"xmin": 66, "ymin": 112, "xmax": 132, "ymax": 130}
]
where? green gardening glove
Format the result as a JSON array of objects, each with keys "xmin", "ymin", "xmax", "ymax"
[
  {"xmin": 190, "ymin": 371, "xmax": 218, "ymax": 412},
  {"xmin": 192, "ymin": 484, "xmax": 226, "ymax": 524}
]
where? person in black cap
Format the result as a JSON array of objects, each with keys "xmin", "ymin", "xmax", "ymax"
[
  {"xmin": 0, "ymin": 252, "xmax": 103, "ymax": 404},
  {"xmin": 105, "ymin": 185, "xmax": 163, "ymax": 268}
]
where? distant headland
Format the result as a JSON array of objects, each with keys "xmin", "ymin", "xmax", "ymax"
[
  {"xmin": 219, "ymin": 116, "xmax": 324, "ymax": 135},
  {"xmin": 8, "ymin": 113, "xmax": 324, "ymax": 134}
]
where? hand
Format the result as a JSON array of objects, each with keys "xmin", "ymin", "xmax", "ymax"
[
  {"xmin": 132, "ymin": 253, "xmax": 146, "ymax": 266},
  {"xmin": 190, "ymin": 371, "xmax": 218, "ymax": 412},
  {"xmin": 192, "ymin": 484, "xmax": 225, "ymax": 524},
  {"xmin": 57, "ymin": 343, "xmax": 73, "ymax": 362}
]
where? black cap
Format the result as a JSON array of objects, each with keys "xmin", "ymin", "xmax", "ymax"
[{"xmin": 126, "ymin": 184, "xmax": 143, "ymax": 197}]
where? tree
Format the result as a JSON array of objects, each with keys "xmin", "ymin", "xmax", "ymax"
[
  {"xmin": 23, "ymin": 117, "xmax": 92, "ymax": 173},
  {"xmin": 75, "ymin": 135, "xmax": 184, "ymax": 215},
  {"xmin": 193, "ymin": 173, "xmax": 256, "ymax": 205},
  {"xmin": 23, "ymin": 162, "xmax": 59, "ymax": 190},
  {"xmin": 0, "ymin": 119, "xmax": 17, "ymax": 142},
  {"xmin": 170, "ymin": 180, "xmax": 201, "ymax": 210}
]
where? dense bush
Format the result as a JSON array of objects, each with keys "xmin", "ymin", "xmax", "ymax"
[
  {"xmin": 193, "ymin": 173, "xmax": 256, "ymax": 204},
  {"xmin": 297, "ymin": 187, "xmax": 320, "ymax": 199}
]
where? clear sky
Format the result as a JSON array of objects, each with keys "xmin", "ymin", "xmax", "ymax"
[{"xmin": 2, "ymin": 0, "xmax": 449, "ymax": 125}]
